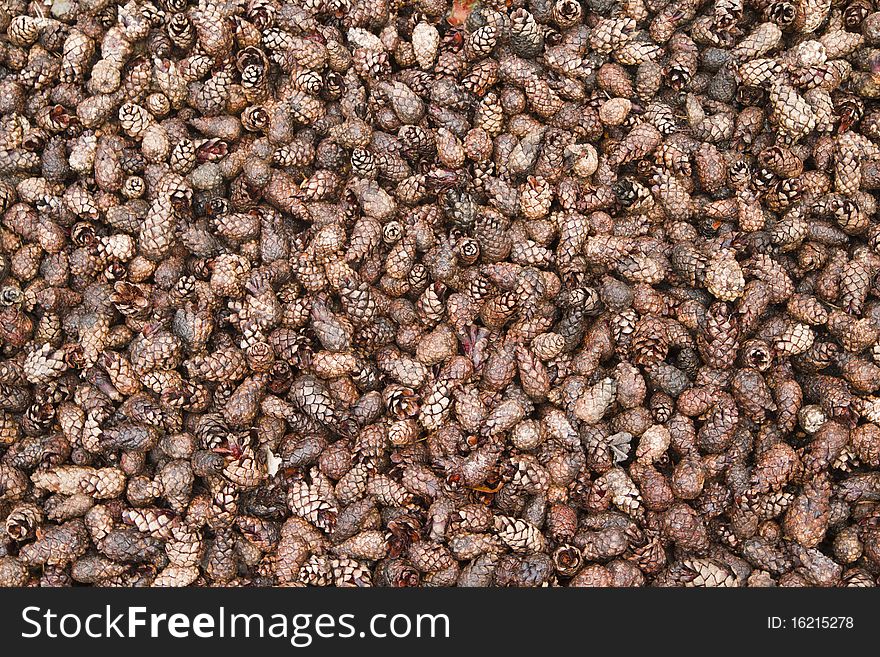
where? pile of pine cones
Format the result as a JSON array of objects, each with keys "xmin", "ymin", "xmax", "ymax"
[{"xmin": 1, "ymin": 0, "xmax": 880, "ymax": 588}]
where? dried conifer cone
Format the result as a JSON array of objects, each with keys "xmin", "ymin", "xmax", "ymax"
[{"xmin": 0, "ymin": 0, "xmax": 879, "ymax": 589}]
